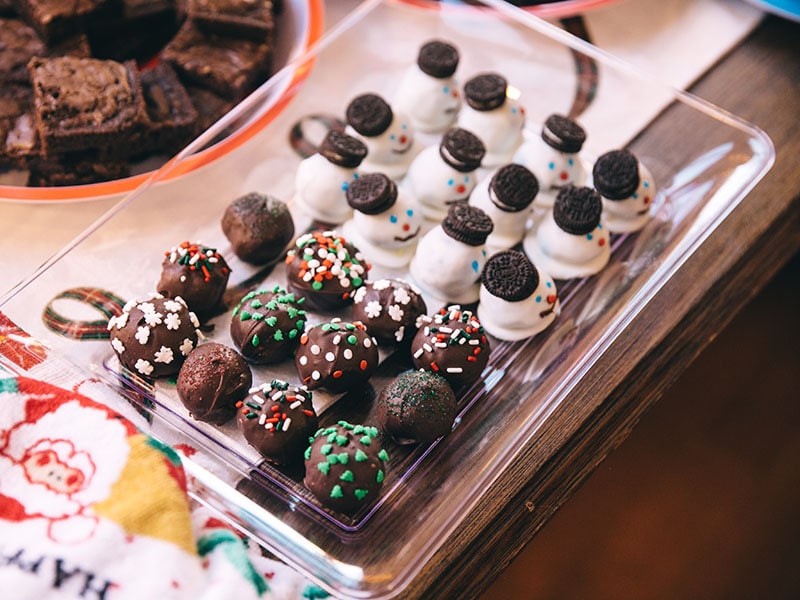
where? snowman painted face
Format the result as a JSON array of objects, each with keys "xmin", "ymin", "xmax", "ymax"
[
  {"xmin": 532, "ymin": 274, "xmax": 558, "ymax": 319},
  {"xmin": 445, "ymin": 171, "xmax": 475, "ymax": 204},
  {"xmin": 544, "ymin": 148, "xmax": 584, "ymax": 189},
  {"xmin": 439, "ymin": 82, "xmax": 461, "ymax": 119},
  {"xmin": 356, "ymin": 194, "xmax": 423, "ymax": 250},
  {"xmin": 507, "ymin": 100, "xmax": 526, "ymax": 132}
]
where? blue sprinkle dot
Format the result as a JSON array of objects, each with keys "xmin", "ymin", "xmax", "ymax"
[
  {"xmin": 443, "ymin": 86, "xmax": 450, "ymax": 94},
  {"xmin": 353, "ymin": 172, "xmax": 359, "ymax": 179},
  {"xmin": 402, "ymin": 124, "xmax": 408, "ymax": 130},
  {"xmin": 535, "ymin": 296, "xmax": 542, "ymax": 303},
  {"xmin": 341, "ymin": 182, "xmax": 349, "ymax": 191},
  {"xmin": 481, "ymin": 249, "xmax": 487, "ymax": 257},
  {"xmin": 548, "ymin": 162, "xmax": 555, "ymax": 171},
  {"xmin": 465, "ymin": 175, "xmax": 470, "ymax": 183},
  {"xmin": 390, "ymin": 134, "xmax": 396, "ymax": 141},
  {"xmin": 511, "ymin": 107, "xmax": 518, "ymax": 114},
  {"xmin": 406, "ymin": 208, "xmax": 414, "ymax": 217},
  {"xmin": 644, "ymin": 180, "xmax": 650, "ymax": 188},
  {"xmin": 598, "ymin": 223, "xmax": 603, "ymax": 229},
  {"xmin": 471, "ymin": 260, "xmax": 479, "ymax": 273},
  {"xmin": 568, "ymin": 158, "xmax": 574, "ymax": 166},
  {"xmin": 448, "ymin": 178, "xmax": 455, "ymax": 186},
  {"xmin": 546, "ymin": 281, "xmax": 552, "ymax": 288},
  {"xmin": 587, "ymin": 233, "xmax": 593, "ymax": 240},
  {"xmin": 632, "ymin": 192, "xmax": 638, "ymax": 199},
  {"xmin": 389, "ymin": 215, "xmax": 398, "ymax": 223}
]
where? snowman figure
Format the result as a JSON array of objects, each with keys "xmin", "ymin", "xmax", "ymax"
[
  {"xmin": 457, "ymin": 72, "xmax": 526, "ymax": 168},
  {"xmin": 393, "ymin": 39, "xmax": 462, "ymax": 135},
  {"xmin": 591, "ymin": 148, "xmax": 656, "ymax": 233},
  {"xmin": 514, "ymin": 113, "xmax": 588, "ymax": 209},
  {"xmin": 341, "ymin": 172, "xmax": 424, "ymax": 269},
  {"xmin": 403, "ymin": 127, "xmax": 485, "ymax": 222},
  {"xmin": 345, "ymin": 93, "xmax": 420, "ymax": 180},
  {"xmin": 469, "ymin": 162, "xmax": 539, "ymax": 255},
  {"xmin": 294, "ymin": 129, "xmax": 367, "ymax": 225},
  {"xmin": 409, "ymin": 202, "xmax": 494, "ymax": 305}
]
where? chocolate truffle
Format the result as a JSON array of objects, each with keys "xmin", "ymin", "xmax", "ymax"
[
  {"xmin": 221, "ymin": 192, "xmax": 295, "ymax": 264},
  {"xmin": 376, "ymin": 370, "xmax": 457, "ymax": 444},
  {"xmin": 230, "ymin": 285, "xmax": 307, "ymax": 364},
  {"xmin": 303, "ymin": 421, "xmax": 389, "ymax": 514},
  {"xmin": 352, "ymin": 278, "xmax": 427, "ymax": 344},
  {"xmin": 295, "ymin": 319, "xmax": 379, "ymax": 393},
  {"xmin": 157, "ymin": 241, "xmax": 231, "ymax": 319},
  {"xmin": 108, "ymin": 293, "xmax": 200, "ymax": 378},
  {"xmin": 284, "ymin": 230, "xmax": 370, "ymax": 311},
  {"xmin": 236, "ymin": 379, "xmax": 318, "ymax": 466},
  {"xmin": 411, "ymin": 305, "xmax": 490, "ymax": 391},
  {"xmin": 176, "ymin": 342, "xmax": 252, "ymax": 425}
]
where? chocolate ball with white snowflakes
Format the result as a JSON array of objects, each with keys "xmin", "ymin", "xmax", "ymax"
[
  {"xmin": 352, "ymin": 278, "xmax": 427, "ymax": 345},
  {"xmin": 108, "ymin": 293, "xmax": 200, "ymax": 378}
]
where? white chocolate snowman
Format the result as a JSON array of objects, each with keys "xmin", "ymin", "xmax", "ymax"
[
  {"xmin": 345, "ymin": 93, "xmax": 420, "ymax": 180},
  {"xmin": 457, "ymin": 72, "xmax": 525, "ymax": 168},
  {"xmin": 514, "ymin": 114, "xmax": 588, "ymax": 209},
  {"xmin": 469, "ymin": 163, "xmax": 539, "ymax": 254},
  {"xmin": 591, "ymin": 149, "xmax": 656, "ymax": 233},
  {"xmin": 393, "ymin": 39, "xmax": 462, "ymax": 134},
  {"xmin": 523, "ymin": 185, "xmax": 610, "ymax": 280},
  {"xmin": 341, "ymin": 172, "xmax": 424, "ymax": 269},
  {"xmin": 408, "ymin": 203, "xmax": 493, "ymax": 305},
  {"xmin": 294, "ymin": 129, "xmax": 366, "ymax": 225},
  {"xmin": 403, "ymin": 127, "xmax": 485, "ymax": 222},
  {"xmin": 478, "ymin": 250, "xmax": 559, "ymax": 341}
]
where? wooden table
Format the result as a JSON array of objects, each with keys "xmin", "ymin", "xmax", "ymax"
[{"xmin": 407, "ymin": 14, "xmax": 800, "ymax": 599}]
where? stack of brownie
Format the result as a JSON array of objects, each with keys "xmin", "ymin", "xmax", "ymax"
[{"xmin": 0, "ymin": 0, "xmax": 278, "ymax": 187}]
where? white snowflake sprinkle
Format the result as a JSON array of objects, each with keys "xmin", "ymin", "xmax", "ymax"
[
  {"xmin": 394, "ymin": 326, "xmax": 406, "ymax": 342},
  {"xmin": 164, "ymin": 312, "xmax": 181, "ymax": 330},
  {"xmin": 143, "ymin": 311, "xmax": 163, "ymax": 327},
  {"xmin": 364, "ymin": 301, "xmax": 382, "ymax": 319},
  {"xmin": 164, "ymin": 299, "xmax": 183, "ymax": 312},
  {"xmin": 135, "ymin": 326, "xmax": 150, "ymax": 344},
  {"xmin": 393, "ymin": 287, "xmax": 411, "ymax": 304},
  {"xmin": 373, "ymin": 279, "xmax": 391, "ymax": 290},
  {"xmin": 353, "ymin": 287, "xmax": 367, "ymax": 303},
  {"xmin": 179, "ymin": 338, "xmax": 195, "ymax": 356},
  {"xmin": 138, "ymin": 302, "xmax": 156, "ymax": 314},
  {"xmin": 388, "ymin": 304, "xmax": 404, "ymax": 322},
  {"xmin": 135, "ymin": 359, "xmax": 154, "ymax": 376},
  {"xmin": 154, "ymin": 345, "xmax": 174, "ymax": 364},
  {"xmin": 111, "ymin": 338, "xmax": 125, "ymax": 354}
]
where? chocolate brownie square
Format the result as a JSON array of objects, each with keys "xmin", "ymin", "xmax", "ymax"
[
  {"xmin": 188, "ymin": 0, "xmax": 275, "ymax": 42},
  {"xmin": 162, "ymin": 20, "xmax": 272, "ymax": 101},
  {"xmin": 11, "ymin": 0, "xmax": 112, "ymax": 43},
  {"xmin": 136, "ymin": 62, "xmax": 198, "ymax": 156},
  {"xmin": 185, "ymin": 85, "xmax": 235, "ymax": 133},
  {"xmin": 27, "ymin": 151, "xmax": 130, "ymax": 187},
  {"xmin": 29, "ymin": 56, "xmax": 148, "ymax": 156},
  {"xmin": 0, "ymin": 84, "xmax": 39, "ymax": 168},
  {"xmin": 0, "ymin": 0, "xmax": 16, "ymax": 15}
]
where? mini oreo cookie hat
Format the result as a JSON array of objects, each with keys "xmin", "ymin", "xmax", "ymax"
[
  {"xmin": 552, "ymin": 185, "xmax": 603, "ymax": 236},
  {"xmin": 418, "ymin": 39, "xmax": 459, "ymax": 78},
  {"xmin": 488, "ymin": 163, "xmax": 539, "ymax": 212},
  {"xmin": 346, "ymin": 172, "xmax": 398, "ymax": 215},
  {"xmin": 319, "ymin": 129, "xmax": 368, "ymax": 168},
  {"xmin": 346, "ymin": 93, "xmax": 394, "ymax": 137},
  {"xmin": 439, "ymin": 127, "xmax": 485, "ymax": 172},
  {"xmin": 541, "ymin": 114, "xmax": 587, "ymax": 154},
  {"xmin": 442, "ymin": 202, "xmax": 494, "ymax": 246},
  {"xmin": 463, "ymin": 72, "xmax": 508, "ymax": 111},
  {"xmin": 481, "ymin": 250, "xmax": 540, "ymax": 302},
  {"xmin": 592, "ymin": 149, "xmax": 641, "ymax": 200}
]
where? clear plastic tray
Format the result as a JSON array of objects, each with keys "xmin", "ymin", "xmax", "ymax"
[{"xmin": 1, "ymin": 0, "xmax": 774, "ymax": 597}]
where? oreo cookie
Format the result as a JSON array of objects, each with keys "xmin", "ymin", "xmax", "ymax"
[
  {"xmin": 346, "ymin": 172, "xmax": 398, "ymax": 215},
  {"xmin": 482, "ymin": 250, "xmax": 539, "ymax": 302},
  {"xmin": 442, "ymin": 202, "xmax": 494, "ymax": 247},
  {"xmin": 439, "ymin": 127, "xmax": 485, "ymax": 172},
  {"xmin": 319, "ymin": 129, "xmax": 367, "ymax": 168},
  {"xmin": 488, "ymin": 163, "xmax": 539, "ymax": 212},
  {"xmin": 463, "ymin": 72, "xmax": 508, "ymax": 111},
  {"xmin": 552, "ymin": 185, "xmax": 603, "ymax": 236},
  {"xmin": 417, "ymin": 39, "xmax": 459, "ymax": 78},
  {"xmin": 592, "ymin": 149, "xmax": 640, "ymax": 200},
  {"xmin": 346, "ymin": 93, "xmax": 393, "ymax": 137},
  {"xmin": 541, "ymin": 114, "xmax": 586, "ymax": 153}
]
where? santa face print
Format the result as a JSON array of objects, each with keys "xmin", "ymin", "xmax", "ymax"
[{"xmin": 23, "ymin": 447, "xmax": 87, "ymax": 494}]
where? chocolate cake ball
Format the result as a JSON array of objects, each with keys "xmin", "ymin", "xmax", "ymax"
[
  {"xmin": 303, "ymin": 421, "xmax": 389, "ymax": 514},
  {"xmin": 176, "ymin": 342, "xmax": 252, "ymax": 425},
  {"xmin": 352, "ymin": 278, "xmax": 427, "ymax": 344},
  {"xmin": 295, "ymin": 319, "xmax": 379, "ymax": 393},
  {"xmin": 157, "ymin": 240, "xmax": 231, "ymax": 319},
  {"xmin": 284, "ymin": 230, "xmax": 370, "ymax": 311},
  {"xmin": 411, "ymin": 305, "xmax": 490, "ymax": 391},
  {"xmin": 236, "ymin": 379, "xmax": 318, "ymax": 466},
  {"xmin": 230, "ymin": 285, "xmax": 307, "ymax": 364},
  {"xmin": 221, "ymin": 192, "xmax": 295, "ymax": 264},
  {"xmin": 377, "ymin": 370, "xmax": 457, "ymax": 444},
  {"xmin": 108, "ymin": 293, "xmax": 200, "ymax": 378}
]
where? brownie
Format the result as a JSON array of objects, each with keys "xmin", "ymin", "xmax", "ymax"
[
  {"xmin": 85, "ymin": 2, "xmax": 180, "ymax": 62},
  {"xmin": 11, "ymin": 0, "xmax": 112, "ymax": 43},
  {"xmin": 188, "ymin": 0, "xmax": 275, "ymax": 42},
  {"xmin": 0, "ymin": 0, "xmax": 16, "ymax": 15},
  {"xmin": 0, "ymin": 84, "xmax": 39, "ymax": 168},
  {"xmin": 184, "ymin": 85, "xmax": 235, "ymax": 132},
  {"xmin": 26, "ymin": 151, "xmax": 130, "ymax": 187},
  {"xmin": 28, "ymin": 56, "xmax": 148, "ymax": 157},
  {"xmin": 136, "ymin": 63, "xmax": 198, "ymax": 156},
  {"xmin": 162, "ymin": 20, "xmax": 272, "ymax": 101}
]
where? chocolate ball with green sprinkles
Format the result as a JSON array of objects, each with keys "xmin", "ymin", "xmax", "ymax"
[
  {"xmin": 295, "ymin": 318, "xmax": 379, "ymax": 393},
  {"xmin": 304, "ymin": 421, "xmax": 389, "ymax": 515},
  {"xmin": 230, "ymin": 285, "xmax": 308, "ymax": 364}
]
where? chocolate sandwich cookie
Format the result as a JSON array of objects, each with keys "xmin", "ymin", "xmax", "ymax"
[
  {"xmin": 346, "ymin": 93, "xmax": 393, "ymax": 137},
  {"xmin": 417, "ymin": 39, "xmax": 459, "ymax": 78},
  {"xmin": 439, "ymin": 127, "xmax": 485, "ymax": 172},
  {"xmin": 541, "ymin": 113, "xmax": 586, "ymax": 153},
  {"xmin": 176, "ymin": 342, "xmax": 252, "ymax": 425},
  {"xmin": 481, "ymin": 250, "xmax": 539, "ymax": 302},
  {"xmin": 442, "ymin": 202, "xmax": 494, "ymax": 247},
  {"xmin": 303, "ymin": 421, "xmax": 389, "ymax": 515},
  {"xmin": 463, "ymin": 72, "xmax": 508, "ymax": 111},
  {"xmin": 552, "ymin": 185, "xmax": 603, "ymax": 236},
  {"xmin": 592, "ymin": 149, "xmax": 640, "ymax": 200},
  {"xmin": 222, "ymin": 192, "xmax": 295, "ymax": 264},
  {"xmin": 346, "ymin": 172, "xmax": 397, "ymax": 215},
  {"xmin": 157, "ymin": 241, "xmax": 231, "ymax": 320},
  {"xmin": 488, "ymin": 163, "xmax": 539, "ymax": 212},
  {"xmin": 319, "ymin": 129, "xmax": 367, "ymax": 168}
]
